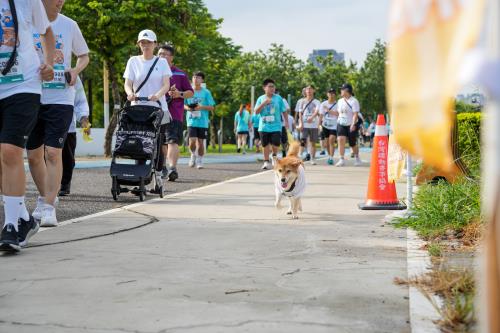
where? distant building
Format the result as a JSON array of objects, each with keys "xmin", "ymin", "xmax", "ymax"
[
  {"xmin": 308, "ymin": 49, "xmax": 345, "ymax": 68},
  {"xmin": 456, "ymin": 92, "xmax": 486, "ymax": 107}
]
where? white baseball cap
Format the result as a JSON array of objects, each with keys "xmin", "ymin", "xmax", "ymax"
[{"xmin": 137, "ymin": 29, "xmax": 157, "ymax": 43}]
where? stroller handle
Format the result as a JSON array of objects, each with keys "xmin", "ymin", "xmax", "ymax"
[{"xmin": 131, "ymin": 97, "xmax": 162, "ymax": 107}]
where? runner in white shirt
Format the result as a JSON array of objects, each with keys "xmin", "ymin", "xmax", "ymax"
[
  {"xmin": 0, "ymin": 0, "xmax": 56, "ymax": 252},
  {"xmin": 297, "ymin": 85, "xmax": 321, "ymax": 165},
  {"xmin": 28, "ymin": 0, "xmax": 90, "ymax": 228},
  {"xmin": 319, "ymin": 88, "xmax": 339, "ymax": 165},
  {"xmin": 336, "ymin": 83, "xmax": 362, "ymax": 167},
  {"xmin": 60, "ymin": 76, "xmax": 89, "ymax": 197}
]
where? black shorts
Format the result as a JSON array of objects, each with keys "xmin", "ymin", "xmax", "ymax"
[
  {"xmin": 260, "ymin": 131, "xmax": 281, "ymax": 147},
  {"xmin": 26, "ymin": 104, "xmax": 73, "ymax": 150},
  {"xmin": 323, "ymin": 127, "xmax": 337, "ymax": 138},
  {"xmin": 188, "ymin": 126, "xmax": 207, "ymax": 140},
  {"xmin": 0, "ymin": 93, "xmax": 40, "ymax": 148},
  {"xmin": 281, "ymin": 126, "xmax": 288, "ymax": 145},
  {"xmin": 162, "ymin": 119, "xmax": 184, "ymax": 145},
  {"xmin": 237, "ymin": 131, "xmax": 249, "ymax": 135},
  {"xmin": 253, "ymin": 128, "xmax": 260, "ymax": 140},
  {"xmin": 337, "ymin": 124, "xmax": 358, "ymax": 147}
]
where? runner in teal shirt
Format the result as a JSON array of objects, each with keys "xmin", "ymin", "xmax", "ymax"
[
  {"xmin": 254, "ymin": 78, "xmax": 288, "ymax": 169},
  {"xmin": 185, "ymin": 87, "xmax": 215, "ymax": 129},
  {"xmin": 234, "ymin": 105, "xmax": 251, "ymax": 153}
]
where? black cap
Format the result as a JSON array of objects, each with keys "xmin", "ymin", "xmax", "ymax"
[
  {"xmin": 340, "ymin": 83, "xmax": 353, "ymax": 93},
  {"xmin": 327, "ymin": 88, "xmax": 336, "ymax": 93}
]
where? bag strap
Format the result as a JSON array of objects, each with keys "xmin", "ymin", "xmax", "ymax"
[
  {"xmin": 2, "ymin": 0, "xmax": 18, "ymax": 76},
  {"xmin": 301, "ymin": 99, "xmax": 314, "ymax": 113},
  {"xmin": 328, "ymin": 101, "xmax": 337, "ymax": 111},
  {"xmin": 343, "ymin": 98, "xmax": 353, "ymax": 110},
  {"xmin": 134, "ymin": 56, "xmax": 159, "ymax": 94}
]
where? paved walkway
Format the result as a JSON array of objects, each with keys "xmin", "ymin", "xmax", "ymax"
[{"xmin": 0, "ymin": 161, "xmax": 409, "ymax": 333}]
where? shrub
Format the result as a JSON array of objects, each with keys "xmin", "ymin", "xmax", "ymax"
[
  {"xmin": 455, "ymin": 112, "xmax": 481, "ymax": 176},
  {"xmin": 394, "ymin": 178, "xmax": 481, "ymax": 238}
]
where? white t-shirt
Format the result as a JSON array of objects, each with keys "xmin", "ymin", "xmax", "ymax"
[
  {"xmin": 34, "ymin": 13, "xmax": 89, "ymax": 106},
  {"xmin": 298, "ymin": 98, "xmax": 321, "ymax": 129},
  {"xmin": 0, "ymin": 0, "xmax": 50, "ymax": 100},
  {"xmin": 68, "ymin": 77, "xmax": 88, "ymax": 133},
  {"xmin": 337, "ymin": 96, "xmax": 360, "ymax": 126},
  {"xmin": 123, "ymin": 56, "xmax": 172, "ymax": 112},
  {"xmin": 287, "ymin": 114, "xmax": 294, "ymax": 132},
  {"xmin": 319, "ymin": 100, "xmax": 338, "ymax": 130}
]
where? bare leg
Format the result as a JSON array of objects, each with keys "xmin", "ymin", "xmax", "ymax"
[
  {"xmin": 197, "ymin": 138, "xmax": 205, "ymax": 157},
  {"xmin": 44, "ymin": 146, "xmax": 63, "ymax": 206},
  {"xmin": 328, "ymin": 135, "xmax": 336, "ymax": 156},
  {"xmin": 27, "ymin": 146, "xmax": 47, "ymax": 197},
  {"xmin": 167, "ymin": 143, "xmax": 179, "ymax": 168},
  {"xmin": 338, "ymin": 136, "xmax": 347, "ymax": 158},
  {"xmin": 263, "ymin": 144, "xmax": 270, "ymax": 161},
  {"xmin": 189, "ymin": 138, "xmax": 197, "ymax": 154},
  {"xmin": 1, "ymin": 144, "xmax": 26, "ymax": 196}
]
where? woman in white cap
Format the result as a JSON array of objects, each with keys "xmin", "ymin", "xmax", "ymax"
[{"xmin": 123, "ymin": 29, "xmax": 172, "ymax": 120}]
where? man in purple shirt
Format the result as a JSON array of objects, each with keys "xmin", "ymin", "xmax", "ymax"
[{"xmin": 158, "ymin": 45, "xmax": 194, "ymax": 181}]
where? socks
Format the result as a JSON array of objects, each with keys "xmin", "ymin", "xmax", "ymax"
[
  {"xmin": 19, "ymin": 200, "xmax": 30, "ymax": 221},
  {"xmin": 3, "ymin": 196, "xmax": 24, "ymax": 231}
]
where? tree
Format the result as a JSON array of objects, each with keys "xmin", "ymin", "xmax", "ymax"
[
  {"xmin": 354, "ymin": 39, "xmax": 387, "ymax": 120},
  {"xmin": 64, "ymin": 0, "xmax": 239, "ymax": 155}
]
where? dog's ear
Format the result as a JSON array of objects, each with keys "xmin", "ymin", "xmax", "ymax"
[{"xmin": 290, "ymin": 159, "xmax": 303, "ymax": 168}]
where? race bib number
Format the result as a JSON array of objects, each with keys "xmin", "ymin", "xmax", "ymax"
[
  {"xmin": 338, "ymin": 117, "xmax": 350, "ymax": 126},
  {"xmin": 0, "ymin": 52, "xmax": 24, "ymax": 84},
  {"xmin": 324, "ymin": 120, "xmax": 333, "ymax": 128},
  {"xmin": 190, "ymin": 111, "xmax": 201, "ymax": 118},
  {"xmin": 263, "ymin": 115, "xmax": 275, "ymax": 123},
  {"xmin": 42, "ymin": 64, "xmax": 66, "ymax": 89}
]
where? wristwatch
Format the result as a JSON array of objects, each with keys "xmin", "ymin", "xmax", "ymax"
[{"xmin": 180, "ymin": 92, "xmax": 184, "ymax": 98}]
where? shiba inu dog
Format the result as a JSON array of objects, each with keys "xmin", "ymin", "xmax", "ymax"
[{"xmin": 274, "ymin": 141, "xmax": 306, "ymax": 219}]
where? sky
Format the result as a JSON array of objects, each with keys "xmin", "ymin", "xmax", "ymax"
[{"xmin": 203, "ymin": 0, "xmax": 391, "ymax": 65}]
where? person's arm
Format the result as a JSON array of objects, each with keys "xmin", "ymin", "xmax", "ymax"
[
  {"xmin": 124, "ymin": 79, "xmax": 135, "ymax": 101},
  {"xmin": 170, "ymin": 74, "xmax": 194, "ymax": 99},
  {"xmin": 39, "ymin": 27, "xmax": 55, "ymax": 81},
  {"xmin": 350, "ymin": 100, "xmax": 360, "ymax": 132},
  {"xmin": 254, "ymin": 97, "xmax": 271, "ymax": 114},
  {"xmin": 69, "ymin": 54, "xmax": 89, "ymax": 86},
  {"xmin": 195, "ymin": 90, "xmax": 215, "ymax": 111}
]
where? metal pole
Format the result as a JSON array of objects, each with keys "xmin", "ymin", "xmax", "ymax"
[
  {"xmin": 219, "ymin": 118, "xmax": 223, "ymax": 153},
  {"xmin": 103, "ymin": 61, "xmax": 110, "ymax": 129},
  {"xmin": 251, "ymin": 86, "xmax": 255, "ymax": 112},
  {"xmin": 406, "ymin": 153, "xmax": 413, "ymax": 209}
]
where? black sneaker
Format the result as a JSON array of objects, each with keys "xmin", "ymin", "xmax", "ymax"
[
  {"xmin": 167, "ymin": 169, "xmax": 178, "ymax": 182},
  {"xmin": 161, "ymin": 167, "xmax": 169, "ymax": 179},
  {"xmin": 58, "ymin": 184, "xmax": 70, "ymax": 197},
  {"xmin": 237, "ymin": 148, "xmax": 241, "ymax": 153},
  {"xmin": 320, "ymin": 150, "xmax": 326, "ymax": 156},
  {"xmin": 0, "ymin": 224, "xmax": 20, "ymax": 252},
  {"xmin": 303, "ymin": 153, "xmax": 311, "ymax": 162},
  {"xmin": 18, "ymin": 216, "xmax": 39, "ymax": 247}
]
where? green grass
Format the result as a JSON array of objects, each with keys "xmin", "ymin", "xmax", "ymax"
[
  {"xmin": 428, "ymin": 242, "xmax": 443, "ymax": 257},
  {"xmin": 394, "ymin": 178, "xmax": 481, "ymax": 239}
]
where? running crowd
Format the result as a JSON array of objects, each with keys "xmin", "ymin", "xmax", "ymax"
[
  {"xmin": 0, "ymin": 0, "xmax": 376, "ymax": 253},
  {"xmin": 234, "ymin": 82, "xmax": 376, "ymax": 169}
]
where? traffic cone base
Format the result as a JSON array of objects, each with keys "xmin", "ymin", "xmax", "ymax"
[{"xmin": 359, "ymin": 114, "xmax": 406, "ymax": 211}]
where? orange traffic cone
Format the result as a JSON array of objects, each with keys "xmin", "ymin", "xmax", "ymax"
[{"xmin": 358, "ymin": 114, "xmax": 406, "ymax": 210}]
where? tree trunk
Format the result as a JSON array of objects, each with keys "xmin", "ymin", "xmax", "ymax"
[
  {"xmin": 104, "ymin": 61, "xmax": 122, "ymax": 157},
  {"xmin": 209, "ymin": 118, "xmax": 216, "ymax": 149}
]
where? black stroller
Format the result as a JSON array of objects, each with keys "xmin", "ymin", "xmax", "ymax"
[{"xmin": 110, "ymin": 98, "xmax": 165, "ymax": 201}]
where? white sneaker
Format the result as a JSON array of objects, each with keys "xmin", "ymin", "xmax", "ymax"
[
  {"xmin": 196, "ymin": 157, "xmax": 204, "ymax": 169},
  {"xmin": 271, "ymin": 155, "xmax": 278, "ymax": 166},
  {"xmin": 354, "ymin": 157, "xmax": 363, "ymax": 166},
  {"xmin": 261, "ymin": 161, "xmax": 270, "ymax": 170},
  {"xmin": 335, "ymin": 159, "xmax": 346, "ymax": 167},
  {"xmin": 189, "ymin": 154, "xmax": 196, "ymax": 168},
  {"xmin": 40, "ymin": 205, "xmax": 58, "ymax": 227},
  {"xmin": 310, "ymin": 159, "xmax": 317, "ymax": 165}
]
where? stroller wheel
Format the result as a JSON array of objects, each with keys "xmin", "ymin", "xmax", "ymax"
[
  {"xmin": 159, "ymin": 185, "xmax": 164, "ymax": 198},
  {"xmin": 139, "ymin": 178, "xmax": 145, "ymax": 202},
  {"xmin": 111, "ymin": 177, "xmax": 119, "ymax": 201}
]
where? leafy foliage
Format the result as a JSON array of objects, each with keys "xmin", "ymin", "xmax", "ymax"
[{"xmin": 456, "ymin": 112, "xmax": 481, "ymax": 175}]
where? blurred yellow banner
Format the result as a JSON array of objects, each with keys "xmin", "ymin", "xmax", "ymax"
[{"xmin": 387, "ymin": 0, "xmax": 485, "ymax": 172}]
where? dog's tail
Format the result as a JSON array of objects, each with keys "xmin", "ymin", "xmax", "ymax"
[{"xmin": 287, "ymin": 141, "xmax": 301, "ymax": 158}]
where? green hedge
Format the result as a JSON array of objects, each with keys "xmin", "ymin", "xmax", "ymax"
[{"xmin": 456, "ymin": 112, "xmax": 481, "ymax": 176}]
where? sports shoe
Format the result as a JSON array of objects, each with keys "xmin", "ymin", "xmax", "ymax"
[
  {"xmin": 188, "ymin": 154, "xmax": 196, "ymax": 168},
  {"xmin": 354, "ymin": 157, "xmax": 363, "ymax": 166},
  {"xmin": 32, "ymin": 197, "xmax": 45, "ymax": 221},
  {"xmin": 303, "ymin": 153, "xmax": 311, "ymax": 162},
  {"xmin": 350, "ymin": 152, "xmax": 355, "ymax": 158},
  {"xmin": 261, "ymin": 161, "xmax": 270, "ymax": 170},
  {"xmin": 40, "ymin": 205, "xmax": 58, "ymax": 227},
  {"xmin": 335, "ymin": 159, "xmax": 346, "ymax": 167},
  {"xmin": 271, "ymin": 155, "xmax": 278, "ymax": 166},
  {"xmin": 167, "ymin": 168, "xmax": 178, "ymax": 182},
  {"xmin": 18, "ymin": 216, "xmax": 39, "ymax": 247},
  {"xmin": 58, "ymin": 184, "xmax": 71, "ymax": 197},
  {"xmin": 310, "ymin": 159, "xmax": 317, "ymax": 165},
  {"xmin": 327, "ymin": 158, "xmax": 334, "ymax": 165},
  {"xmin": 161, "ymin": 167, "xmax": 169, "ymax": 179},
  {"xmin": 320, "ymin": 150, "xmax": 326, "ymax": 156},
  {"xmin": 196, "ymin": 157, "xmax": 204, "ymax": 169},
  {"xmin": 237, "ymin": 148, "xmax": 241, "ymax": 153},
  {"xmin": 0, "ymin": 224, "xmax": 20, "ymax": 252}
]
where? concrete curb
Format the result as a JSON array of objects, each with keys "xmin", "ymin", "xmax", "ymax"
[{"xmin": 385, "ymin": 211, "xmax": 442, "ymax": 332}]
